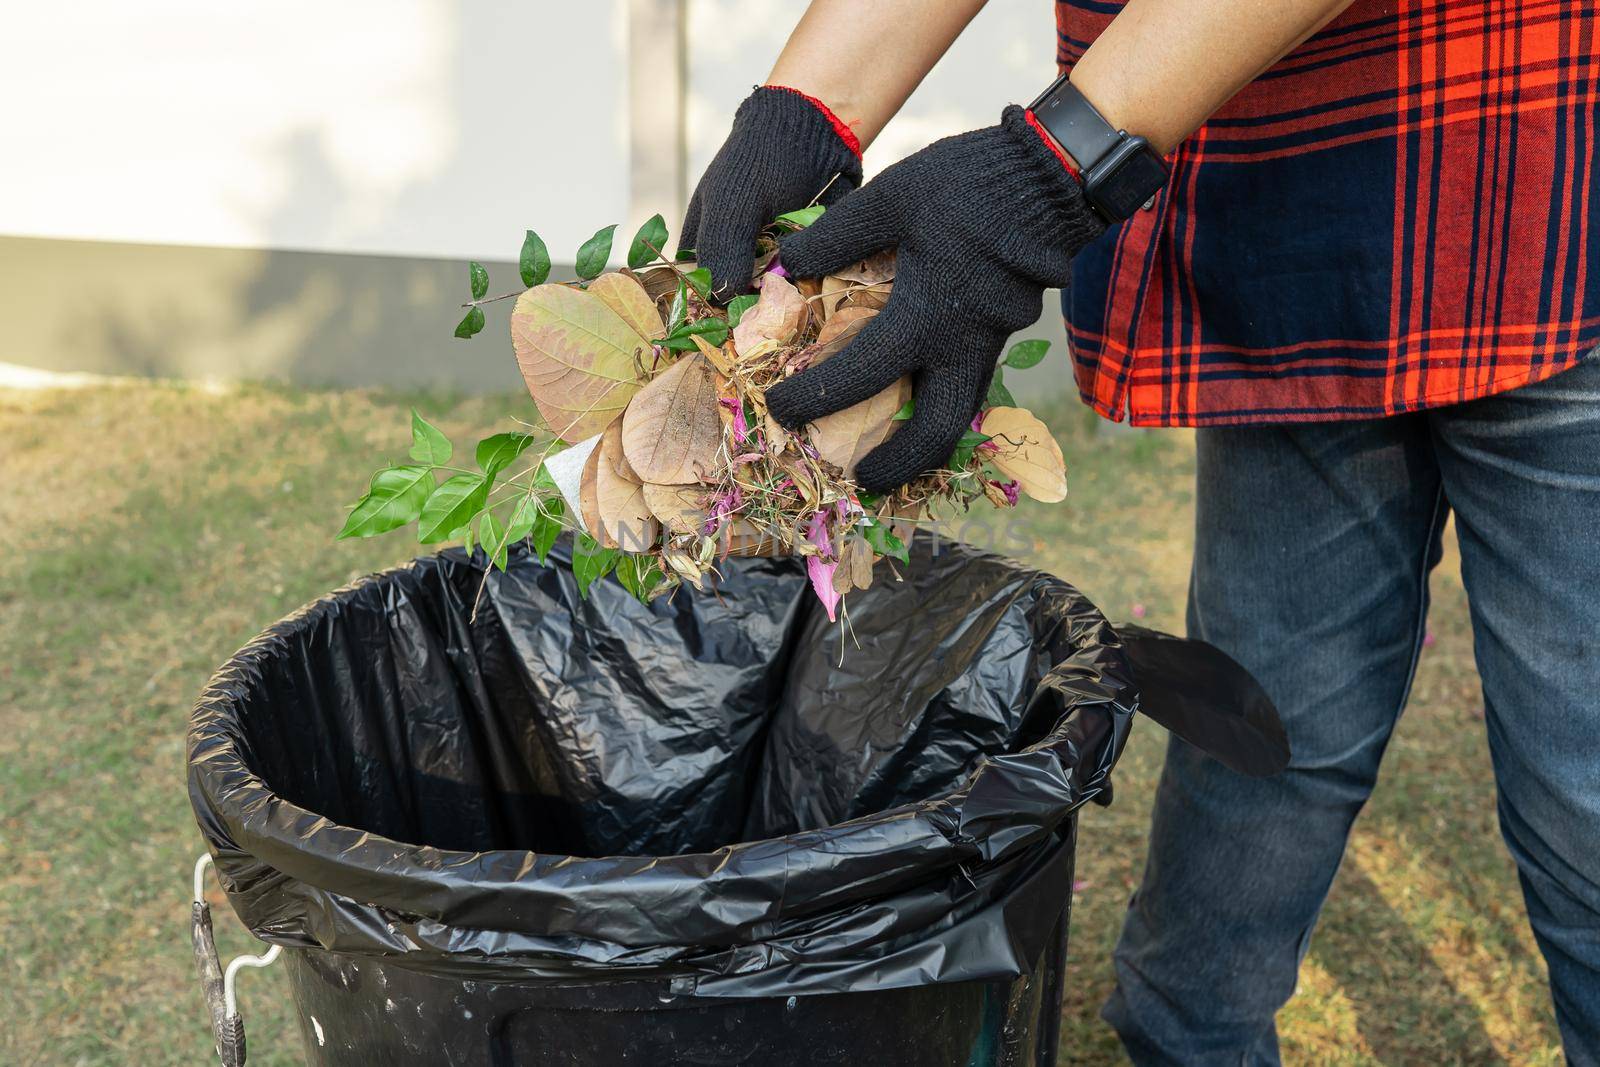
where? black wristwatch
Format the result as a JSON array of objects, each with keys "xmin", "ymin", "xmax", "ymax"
[{"xmin": 1029, "ymin": 74, "xmax": 1170, "ymax": 223}]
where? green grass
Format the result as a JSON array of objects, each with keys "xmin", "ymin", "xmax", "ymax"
[{"xmin": 0, "ymin": 382, "xmax": 1561, "ymax": 1065}]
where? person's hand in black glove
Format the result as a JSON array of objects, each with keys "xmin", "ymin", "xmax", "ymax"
[
  {"xmin": 765, "ymin": 105, "xmax": 1109, "ymax": 494},
  {"xmin": 681, "ymin": 85, "xmax": 864, "ymax": 303}
]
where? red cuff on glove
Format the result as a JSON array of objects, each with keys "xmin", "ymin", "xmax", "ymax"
[
  {"xmin": 1022, "ymin": 109, "xmax": 1083, "ymax": 182},
  {"xmin": 763, "ymin": 84, "xmax": 864, "ymax": 159}
]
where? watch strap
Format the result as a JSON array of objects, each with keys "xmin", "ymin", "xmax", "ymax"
[{"xmin": 1030, "ymin": 75, "xmax": 1120, "ymax": 173}]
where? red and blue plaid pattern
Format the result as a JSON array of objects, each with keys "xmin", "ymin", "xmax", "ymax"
[{"xmin": 1058, "ymin": 0, "xmax": 1600, "ymax": 425}]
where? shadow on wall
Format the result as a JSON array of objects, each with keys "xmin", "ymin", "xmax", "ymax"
[{"xmin": 0, "ymin": 233, "xmax": 528, "ymax": 393}]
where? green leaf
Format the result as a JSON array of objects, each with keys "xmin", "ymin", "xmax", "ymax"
[
  {"xmin": 627, "ymin": 214, "xmax": 669, "ymax": 269},
  {"xmin": 1004, "ymin": 338, "xmax": 1049, "ymax": 370},
  {"xmin": 892, "ymin": 399, "xmax": 915, "ymax": 421},
  {"xmin": 475, "ymin": 432, "xmax": 535, "ymax": 479},
  {"xmin": 479, "ymin": 510, "xmax": 509, "ymax": 571},
  {"xmin": 454, "ymin": 306, "xmax": 485, "ymax": 339},
  {"xmin": 418, "ymin": 473, "xmax": 490, "ymax": 544},
  {"xmin": 725, "ymin": 294, "xmax": 758, "ymax": 327},
  {"xmin": 575, "ymin": 224, "xmax": 618, "ymax": 280},
  {"xmin": 668, "ymin": 316, "xmax": 728, "ymax": 344},
  {"xmin": 862, "ymin": 521, "xmax": 910, "ymax": 565},
  {"xmin": 667, "ymin": 280, "xmax": 688, "ymax": 333},
  {"xmin": 530, "ymin": 509, "xmax": 563, "ymax": 563},
  {"xmin": 615, "ymin": 555, "xmax": 664, "ymax": 603},
  {"xmin": 682, "ymin": 267, "xmax": 712, "ymax": 300},
  {"xmin": 949, "ymin": 430, "xmax": 992, "ymax": 470},
  {"xmin": 984, "ymin": 376, "xmax": 1016, "ymax": 409},
  {"xmin": 408, "ymin": 409, "xmax": 452, "ymax": 466},
  {"xmin": 572, "ymin": 534, "xmax": 619, "ymax": 597},
  {"xmin": 504, "ymin": 493, "xmax": 539, "ymax": 544},
  {"xmin": 468, "ymin": 261, "xmax": 489, "ymax": 300},
  {"xmin": 520, "ymin": 229, "xmax": 551, "ymax": 287},
  {"xmin": 337, "ymin": 465, "xmax": 434, "ymax": 540},
  {"xmin": 774, "ymin": 204, "xmax": 826, "ymax": 228}
]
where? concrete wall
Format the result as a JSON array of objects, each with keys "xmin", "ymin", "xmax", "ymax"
[{"xmin": 1, "ymin": 2, "xmax": 1072, "ymax": 397}]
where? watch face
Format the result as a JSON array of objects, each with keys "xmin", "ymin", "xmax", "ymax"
[{"xmin": 1089, "ymin": 144, "xmax": 1170, "ymax": 222}]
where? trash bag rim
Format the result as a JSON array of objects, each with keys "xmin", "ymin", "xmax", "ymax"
[{"xmin": 186, "ymin": 541, "xmax": 1135, "ymax": 954}]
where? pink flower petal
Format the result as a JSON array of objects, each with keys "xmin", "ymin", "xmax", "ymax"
[
  {"xmin": 1131, "ymin": 603, "xmax": 1147, "ymax": 619},
  {"xmin": 766, "ymin": 258, "xmax": 790, "ymax": 279},
  {"xmin": 988, "ymin": 479, "xmax": 1020, "ymax": 507},
  {"xmin": 807, "ymin": 555, "xmax": 841, "ymax": 621},
  {"xmin": 805, "ymin": 511, "xmax": 833, "ymax": 555},
  {"xmin": 720, "ymin": 397, "xmax": 749, "ymax": 444}
]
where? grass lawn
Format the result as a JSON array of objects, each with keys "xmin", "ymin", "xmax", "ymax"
[{"xmin": 0, "ymin": 380, "xmax": 1562, "ymax": 1065}]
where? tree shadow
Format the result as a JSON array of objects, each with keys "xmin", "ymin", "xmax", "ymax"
[{"xmin": 1308, "ymin": 861, "xmax": 1512, "ymax": 1064}]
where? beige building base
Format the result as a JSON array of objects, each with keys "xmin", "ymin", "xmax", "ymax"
[{"xmin": 0, "ymin": 235, "xmax": 528, "ymax": 394}]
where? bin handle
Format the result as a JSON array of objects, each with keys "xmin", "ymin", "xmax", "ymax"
[{"xmin": 192, "ymin": 853, "xmax": 281, "ymax": 1067}]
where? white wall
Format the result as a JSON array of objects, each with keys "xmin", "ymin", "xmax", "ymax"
[
  {"xmin": 1, "ymin": 2, "xmax": 1058, "ymax": 263},
  {"xmin": 0, "ymin": 1, "xmax": 628, "ymax": 263}
]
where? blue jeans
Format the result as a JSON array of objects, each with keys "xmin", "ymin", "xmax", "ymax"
[{"xmin": 1103, "ymin": 351, "xmax": 1600, "ymax": 1065}]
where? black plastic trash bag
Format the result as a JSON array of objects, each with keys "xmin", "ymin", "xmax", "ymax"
[{"xmin": 188, "ymin": 536, "xmax": 1283, "ymax": 1000}]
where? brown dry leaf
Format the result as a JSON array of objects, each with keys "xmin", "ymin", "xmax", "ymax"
[
  {"xmin": 980, "ymin": 407, "xmax": 1068, "ymax": 502},
  {"xmin": 843, "ymin": 282, "xmax": 893, "ymax": 313},
  {"xmin": 642, "ymin": 483, "xmax": 705, "ymax": 535},
  {"xmin": 811, "ymin": 381, "xmax": 910, "ymax": 477},
  {"xmin": 512, "ymin": 281, "xmax": 659, "ymax": 442},
  {"xmin": 819, "ymin": 275, "xmax": 850, "ymax": 319},
  {"xmin": 732, "ymin": 274, "xmax": 806, "ymax": 353},
  {"xmin": 579, "ymin": 439, "xmax": 607, "ymax": 545},
  {"xmin": 662, "ymin": 547, "xmax": 707, "ymax": 589},
  {"xmin": 783, "ymin": 459, "xmax": 822, "ymax": 508},
  {"xmin": 621, "ymin": 352, "xmax": 724, "ymax": 483},
  {"xmin": 831, "ymin": 557, "xmax": 854, "ymax": 596},
  {"xmin": 829, "ymin": 537, "xmax": 874, "ymax": 595},
  {"xmin": 888, "ymin": 500, "xmax": 922, "ymax": 544},
  {"xmin": 806, "ymin": 306, "xmax": 909, "ymax": 476},
  {"xmin": 763, "ymin": 416, "xmax": 789, "ymax": 455},
  {"xmin": 832, "ymin": 251, "xmax": 896, "ymax": 285},
  {"xmin": 850, "ymin": 537, "xmax": 876, "ymax": 589},
  {"xmin": 595, "ymin": 422, "xmax": 658, "ymax": 551},
  {"xmin": 691, "ymin": 333, "xmax": 736, "ymax": 377},
  {"xmin": 637, "ymin": 264, "xmax": 688, "ymax": 304},
  {"xmin": 812, "ymin": 305, "xmax": 876, "ymax": 361}
]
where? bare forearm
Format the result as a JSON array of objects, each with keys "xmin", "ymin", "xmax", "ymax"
[
  {"xmin": 1072, "ymin": 0, "xmax": 1355, "ymax": 154},
  {"xmin": 766, "ymin": 0, "xmax": 989, "ymax": 150},
  {"xmin": 767, "ymin": 0, "xmax": 1355, "ymax": 157}
]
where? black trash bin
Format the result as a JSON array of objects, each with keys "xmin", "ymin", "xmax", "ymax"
[{"xmin": 188, "ymin": 536, "xmax": 1281, "ymax": 1066}]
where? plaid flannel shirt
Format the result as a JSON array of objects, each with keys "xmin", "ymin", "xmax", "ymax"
[{"xmin": 1058, "ymin": 0, "xmax": 1600, "ymax": 425}]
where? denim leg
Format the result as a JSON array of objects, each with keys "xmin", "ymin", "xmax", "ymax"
[
  {"xmin": 1103, "ymin": 417, "xmax": 1448, "ymax": 1066},
  {"xmin": 1429, "ymin": 353, "xmax": 1600, "ymax": 1065}
]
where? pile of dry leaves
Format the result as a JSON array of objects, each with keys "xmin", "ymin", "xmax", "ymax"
[{"xmin": 509, "ymin": 227, "xmax": 1068, "ymax": 621}]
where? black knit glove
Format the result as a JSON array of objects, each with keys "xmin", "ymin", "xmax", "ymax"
[
  {"xmin": 766, "ymin": 105, "xmax": 1108, "ymax": 494},
  {"xmin": 681, "ymin": 85, "xmax": 864, "ymax": 304}
]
